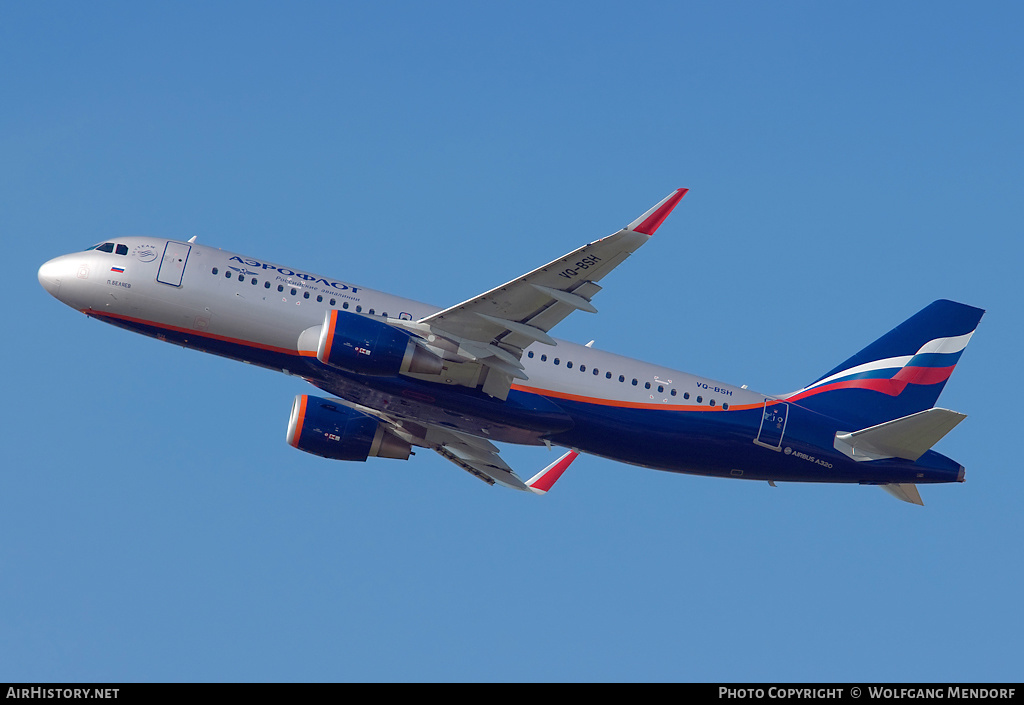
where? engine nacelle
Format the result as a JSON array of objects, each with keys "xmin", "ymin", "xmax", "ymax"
[
  {"xmin": 286, "ymin": 395, "xmax": 412, "ymax": 461},
  {"xmin": 316, "ymin": 310, "xmax": 443, "ymax": 377}
]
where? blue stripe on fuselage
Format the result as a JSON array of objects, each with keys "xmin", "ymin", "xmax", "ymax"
[{"xmin": 90, "ymin": 310, "xmax": 964, "ymax": 486}]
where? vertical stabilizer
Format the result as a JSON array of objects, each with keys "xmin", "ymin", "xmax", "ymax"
[{"xmin": 784, "ymin": 300, "xmax": 984, "ymax": 427}]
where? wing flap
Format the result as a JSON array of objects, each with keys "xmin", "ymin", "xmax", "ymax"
[{"xmin": 436, "ymin": 444, "xmax": 531, "ymax": 490}]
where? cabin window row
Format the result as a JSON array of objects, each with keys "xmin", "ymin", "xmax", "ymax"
[
  {"xmin": 526, "ymin": 349, "xmax": 728, "ymax": 408},
  {"xmin": 210, "ymin": 267, "xmax": 385, "ymax": 315}
]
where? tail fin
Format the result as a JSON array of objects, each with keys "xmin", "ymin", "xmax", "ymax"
[{"xmin": 784, "ymin": 300, "xmax": 984, "ymax": 427}]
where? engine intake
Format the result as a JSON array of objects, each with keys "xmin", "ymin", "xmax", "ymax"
[
  {"xmin": 286, "ymin": 395, "xmax": 411, "ymax": 461},
  {"xmin": 317, "ymin": 310, "xmax": 442, "ymax": 377}
]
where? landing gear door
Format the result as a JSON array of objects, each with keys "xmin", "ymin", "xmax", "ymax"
[
  {"xmin": 754, "ymin": 400, "xmax": 789, "ymax": 451},
  {"xmin": 157, "ymin": 241, "xmax": 191, "ymax": 287}
]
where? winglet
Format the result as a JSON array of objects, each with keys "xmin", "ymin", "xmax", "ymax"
[
  {"xmin": 526, "ymin": 449, "xmax": 579, "ymax": 494},
  {"xmin": 627, "ymin": 188, "xmax": 689, "ymax": 235}
]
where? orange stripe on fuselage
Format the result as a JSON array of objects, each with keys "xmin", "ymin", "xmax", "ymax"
[
  {"xmin": 85, "ymin": 309, "xmax": 317, "ymax": 358},
  {"xmin": 510, "ymin": 383, "xmax": 761, "ymax": 412}
]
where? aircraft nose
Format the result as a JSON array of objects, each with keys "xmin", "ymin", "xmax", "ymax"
[{"xmin": 38, "ymin": 257, "xmax": 64, "ymax": 298}]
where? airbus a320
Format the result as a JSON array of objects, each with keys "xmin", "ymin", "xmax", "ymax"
[{"xmin": 38, "ymin": 189, "xmax": 984, "ymax": 504}]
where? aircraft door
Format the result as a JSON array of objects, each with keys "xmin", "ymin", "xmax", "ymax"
[
  {"xmin": 754, "ymin": 400, "xmax": 789, "ymax": 451},
  {"xmin": 156, "ymin": 241, "xmax": 191, "ymax": 287}
]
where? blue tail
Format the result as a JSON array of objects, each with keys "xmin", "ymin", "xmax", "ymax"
[{"xmin": 784, "ymin": 300, "xmax": 984, "ymax": 427}]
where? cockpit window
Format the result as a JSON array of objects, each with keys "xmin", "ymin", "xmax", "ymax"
[{"xmin": 87, "ymin": 242, "xmax": 129, "ymax": 254}]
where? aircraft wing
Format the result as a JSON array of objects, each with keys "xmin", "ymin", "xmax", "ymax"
[
  {"xmin": 412, "ymin": 189, "xmax": 688, "ymax": 399},
  {"xmin": 432, "ymin": 432, "xmax": 579, "ymax": 494},
  {"xmin": 326, "ymin": 399, "xmax": 579, "ymax": 492},
  {"xmin": 428, "ymin": 425, "xmax": 533, "ymax": 490}
]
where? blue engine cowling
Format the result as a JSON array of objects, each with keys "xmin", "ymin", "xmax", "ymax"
[
  {"xmin": 316, "ymin": 310, "xmax": 443, "ymax": 377},
  {"xmin": 286, "ymin": 395, "xmax": 412, "ymax": 461}
]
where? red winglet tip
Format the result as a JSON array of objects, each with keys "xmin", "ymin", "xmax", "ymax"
[
  {"xmin": 630, "ymin": 188, "xmax": 688, "ymax": 235},
  {"xmin": 527, "ymin": 450, "xmax": 579, "ymax": 494}
]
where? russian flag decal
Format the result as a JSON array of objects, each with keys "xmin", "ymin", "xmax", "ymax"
[{"xmin": 110, "ymin": 267, "xmax": 125, "ymax": 273}]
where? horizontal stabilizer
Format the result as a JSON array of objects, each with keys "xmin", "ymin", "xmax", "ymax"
[
  {"xmin": 835, "ymin": 407, "xmax": 966, "ymax": 462},
  {"xmin": 881, "ymin": 483, "xmax": 925, "ymax": 506}
]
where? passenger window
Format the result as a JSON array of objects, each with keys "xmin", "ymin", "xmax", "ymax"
[
  {"xmin": 304, "ymin": 291, "xmax": 310, "ymax": 299},
  {"xmin": 684, "ymin": 392, "xmax": 690, "ymax": 400},
  {"xmin": 278, "ymin": 285, "xmax": 284, "ymax": 292},
  {"xmin": 644, "ymin": 382, "xmax": 651, "ymax": 389},
  {"xmin": 356, "ymin": 305, "xmax": 362, "ymax": 313},
  {"xmin": 658, "ymin": 385, "xmax": 664, "ymax": 393},
  {"xmin": 265, "ymin": 281, "xmax": 271, "ymax": 289},
  {"xmin": 343, "ymin": 302, "xmax": 350, "ymax": 309},
  {"xmin": 619, "ymin": 375, "xmax": 625, "ymax": 382},
  {"xmin": 631, "ymin": 379, "xmax": 638, "ymax": 386},
  {"xmin": 317, "ymin": 295, "xmax": 323, "ymax": 302},
  {"xmin": 541, "ymin": 354, "xmax": 547, "ymax": 362},
  {"xmin": 554, "ymin": 358, "xmax": 560, "ymax": 365},
  {"xmin": 697, "ymin": 396, "xmax": 703, "ymax": 403},
  {"xmin": 212, "ymin": 267, "xmax": 219, "ymax": 275},
  {"xmin": 251, "ymin": 278, "xmax": 258, "ymax": 285},
  {"xmin": 225, "ymin": 271, "xmax": 231, "ymax": 278},
  {"xmin": 330, "ymin": 299, "xmax": 336, "ymax": 306},
  {"xmin": 291, "ymin": 288, "xmax": 297, "ymax": 295},
  {"xmin": 722, "ymin": 403, "xmax": 729, "ymax": 410},
  {"xmin": 579, "ymin": 364, "xmax": 585, "ymax": 372},
  {"xmin": 527, "ymin": 351, "xmax": 534, "ymax": 358},
  {"xmin": 605, "ymin": 371, "xmax": 611, "ymax": 379},
  {"xmin": 238, "ymin": 274, "xmax": 244, "ymax": 281}
]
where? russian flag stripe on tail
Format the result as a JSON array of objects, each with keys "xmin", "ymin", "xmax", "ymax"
[{"xmin": 783, "ymin": 300, "xmax": 984, "ymax": 427}]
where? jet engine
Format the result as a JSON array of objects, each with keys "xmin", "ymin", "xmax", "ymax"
[
  {"xmin": 286, "ymin": 394, "xmax": 412, "ymax": 461},
  {"xmin": 316, "ymin": 310, "xmax": 443, "ymax": 377}
]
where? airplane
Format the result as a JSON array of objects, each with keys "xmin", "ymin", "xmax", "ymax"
[{"xmin": 37, "ymin": 189, "xmax": 984, "ymax": 504}]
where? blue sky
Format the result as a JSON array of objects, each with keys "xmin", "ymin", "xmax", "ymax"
[{"xmin": 3, "ymin": 1, "xmax": 1022, "ymax": 682}]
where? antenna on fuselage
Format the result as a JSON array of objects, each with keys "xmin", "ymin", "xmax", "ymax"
[{"xmin": 187, "ymin": 236, "xmax": 197, "ymax": 243}]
